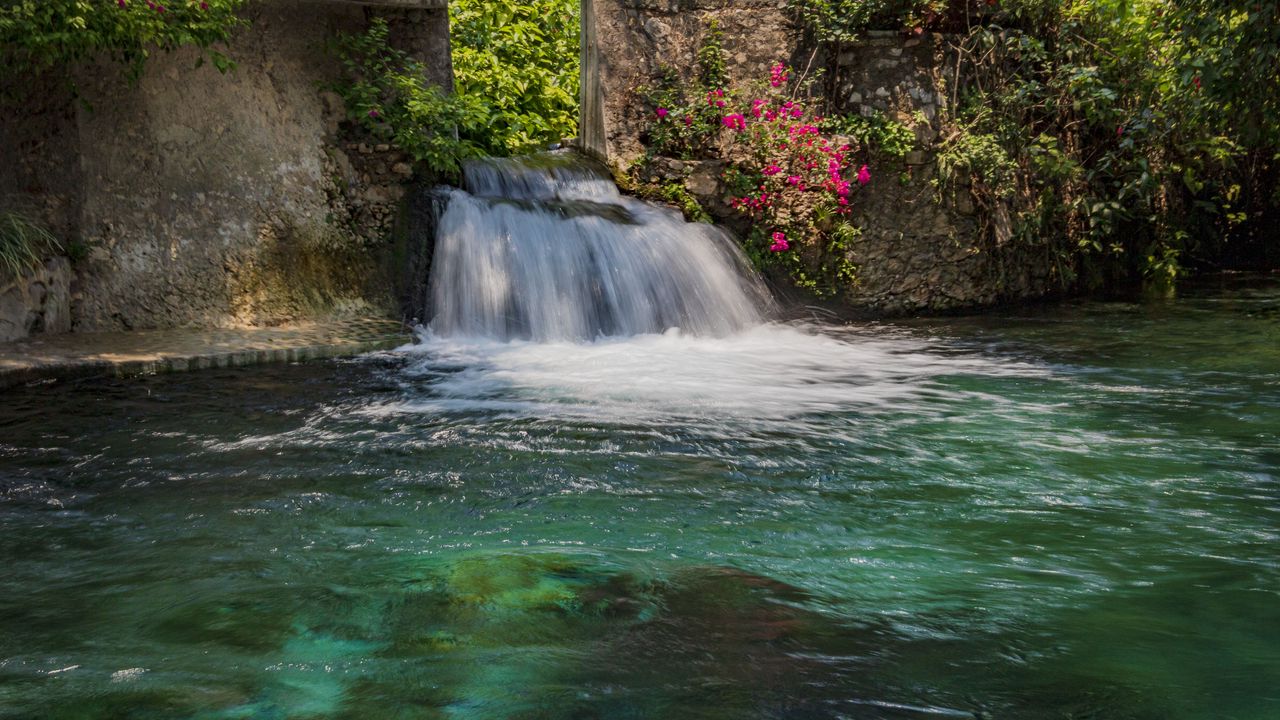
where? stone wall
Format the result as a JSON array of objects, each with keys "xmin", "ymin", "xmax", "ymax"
[
  {"xmin": 831, "ymin": 32, "xmax": 1055, "ymax": 313},
  {"xmin": 0, "ymin": 259, "xmax": 72, "ymax": 343},
  {"xmin": 586, "ymin": 2, "xmax": 1058, "ymax": 314},
  {"xmin": 0, "ymin": 0, "xmax": 450, "ymax": 338},
  {"xmin": 581, "ymin": 0, "xmax": 799, "ymax": 165}
]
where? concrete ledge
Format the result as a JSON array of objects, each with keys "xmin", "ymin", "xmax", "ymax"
[{"xmin": 0, "ymin": 318, "xmax": 413, "ymax": 388}]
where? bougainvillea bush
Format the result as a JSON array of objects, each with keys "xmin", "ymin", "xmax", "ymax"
[{"xmin": 644, "ymin": 63, "xmax": 870, "ymax": 298}]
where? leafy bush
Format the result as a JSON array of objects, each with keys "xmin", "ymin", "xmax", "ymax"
[
  {"xmin": 450, "ymin": 0, "xmax": 580, "ymax": 156},
  {"xmin": 642, "ymin": 58, "xmax": 869, "ymax": 297},
  {"xmin": 334, "ymin": 18, "xmax": 488, "ymax": 178},
  {"xmin": 0, "ymin": 0, "xmax": 244, "ymax": 76},
  {"xmin": 334, "ymin": 1, "xmax": 579, "ymax": 176},
  {"xmin": 788, "ymin": 0, "xmax": 1280, "ymax": 284},
  {"xmin": 942, "ymin": 0, "xmax": 1279, "ymax": 285}
]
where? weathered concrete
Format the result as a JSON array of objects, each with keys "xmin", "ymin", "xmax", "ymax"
[
  {"xmin": 0, "ymin": 0, "xmax": 452, "ymax": 340},
  {"xmin": 0, "ymin": 317, "xmax": 410, "ymax": 388}
]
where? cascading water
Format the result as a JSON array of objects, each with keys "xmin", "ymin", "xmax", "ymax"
[
  {"xmin": 406, "ymin": 151, "xmax": 1038, "ymax": 424},
  {"xmin": 427, "ymin": 153, "xmax": 773, "ymax": 341}
]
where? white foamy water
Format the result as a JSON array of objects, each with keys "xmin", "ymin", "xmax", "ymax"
[
  {"xmin": 428, "ymin": 153, "xmax": 771, "ymax": 341},
  {"xmin": 400, "ymin": 153, "xmax": 1044, "ymax": 425},
  {"xmin": 387, "ymin": 324, "xmax": 1044, "ymax": 424}
]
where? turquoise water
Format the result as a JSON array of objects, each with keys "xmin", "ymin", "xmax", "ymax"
[{"xmin": 1, "ymin": 278, "xmax": 1277, "ymax": 719}]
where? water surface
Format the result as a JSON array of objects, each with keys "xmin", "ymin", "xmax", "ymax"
[{"xmin": 1, "ymin": 278, "xmax": 1277, "ymax": 719}]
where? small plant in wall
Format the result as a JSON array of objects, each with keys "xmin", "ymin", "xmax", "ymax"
[
  {"xmin": 642, "ymin": 60, "xmax": 869, "ymax": 298},
  {"xmin": 0, "ymin": 211, "xmax": 62, "ymax": 280}
]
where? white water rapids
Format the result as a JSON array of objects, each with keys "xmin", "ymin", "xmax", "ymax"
[
  {"xmin": 399, "ymin": 153, "xmax": 1042, "ymax": 424},
  {"xmin": 428, "ymin": 154, "xmax": 771, "ymax": 341}
]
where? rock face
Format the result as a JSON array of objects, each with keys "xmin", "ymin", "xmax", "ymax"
[
  {"xmin": 0, "ymin": 0, "xmax": 451, "ymax": 337},
  {"xmin": 581, "ymin": 0, "xmax": 799, "ymax": 165},
  {"xmin": 584, "ymin": 2, "xmax": 1059, "ymax": 314},
  {"xmin": 0, "ymin": 259, "xmax": 73, "ymax": 343}
]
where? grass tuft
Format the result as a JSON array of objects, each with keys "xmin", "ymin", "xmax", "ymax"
[{"xmin": 0, "ymin": 211, "xmax": 61, "ymax": 280}]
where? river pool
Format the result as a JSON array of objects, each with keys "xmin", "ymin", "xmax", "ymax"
[{"xmin": 1, "ymin": 278, "xmax": 1277, "ymax": 719}]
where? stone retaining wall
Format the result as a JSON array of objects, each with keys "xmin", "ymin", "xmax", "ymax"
[
  {"xmin": 585, "ymin": 1, "xmax": 1057, "ymax": 314},
  {"xmin": 0, "ymin": 0, "xmax": 450, "ymax": 339}
]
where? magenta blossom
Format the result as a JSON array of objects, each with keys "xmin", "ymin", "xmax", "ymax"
[
  {"xmin": 763, "ymin": 164, "xmax": 782, "ymax": 176},
  {"xmin": 722, "ymin": 114, "xmax": 746, "ymax": 131},
  {"xmin": 770, "ymin": 64, "xmax": 789, "ymax": 88},
  {"xmin": 368, "ymin": 109, "xmax": 380, "ymax": 118},
  {"xmin": 656, "ymin": 107, "xmax": 669, "ymax": 119},
  {"xmin": 857, "ymin": 165, "xmax": 871, "ymax": 185},
  {"xmin": 769, "ymin": 231, "xmax": 790, "ymax": 252}
]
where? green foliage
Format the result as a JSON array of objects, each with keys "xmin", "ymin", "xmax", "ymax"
[
  {"xmin": 449, "ymin": 0, "xmax": 579, "ymax": 156},
  {"xmin": 0, "ymin": 0, "xmax": 244, "ymax": 76},
  {"xmin": 658, "ymin": 183, "xmax": 712, "ymax": 224},
  {"xmin": 788, "ymin": 0, "xmax": 945, "ymax": 42},
  {"xmin": 334, "ymin": 18, "xmax": 487, "ymax": 179},
  {"xmin": 637, "ymin": 33, "xmax": 869, "ymax": 298},
  {"xmin": 695, "ymin": 19, "xmax": 728, "ymax": 88},
  {"xmin": 334, "ymin": 1, "xmax": 579, "ymax": 177},
  {"xmin": 0, "ymin": 212, "xmax": 61, "ymax": 280},
  {"xmin": 822, "ymin": 111, "xmax": 917, "ymax": 161},
  {"xmin": 931, "ymin": 0, "xmax": 1280, "ymax": 286},
  {"xmin": 936, "ymin": 130, "xmax": 1017, "ymax": 198},
  {"xmin": 620, "ymin": 178, "xmax": 713, "ymax": 224}
]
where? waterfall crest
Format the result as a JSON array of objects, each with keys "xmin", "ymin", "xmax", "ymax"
[{"xmin": 427, "ymin": 153, "xmax": 772, "ymax": 341}]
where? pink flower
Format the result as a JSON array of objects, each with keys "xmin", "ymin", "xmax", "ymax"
[
  {"xmin": 770, "ymin": 64, "xmax": 789, "ymax": 88},
  {"xmin": 769, "ymin": 231, "xmax": 790, "ymax": 252},
  {"xmin": 722, "ymin": 113, "xmax": 746, "ymax": 131},
  {"xmin": 684, "ymin": 115, "xmax": 694, "ymax": 127},
  {"xmin": 751, "ymin": 99, "xmax": 767, "ymax": 118},
  {"xmin": 763, "ymin": 164, "xmax": 782, "ymax": 176},
  {"xmin": 857, "ymin": 165, "xmax": 871, "ymax": 185},
  {"xmin": 656, "ymin": 107, "xmax": 669, "ymax": 119},
  {"xmin": 368, "ymin": 109, "xmax": 380, "ymax": 118},
  {"xmin": 117, "ymin": 0, "xmax": 126, "ymax": 6}
]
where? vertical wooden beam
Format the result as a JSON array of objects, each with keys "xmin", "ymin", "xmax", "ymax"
[{"xmin": 578, "ymin": 0, "xmax": 607, "ymax": 162}]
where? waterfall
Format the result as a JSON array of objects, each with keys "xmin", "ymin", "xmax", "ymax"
[{"xmin": 426, "ymin": 152, "xmax": 772, "ymax": 341}]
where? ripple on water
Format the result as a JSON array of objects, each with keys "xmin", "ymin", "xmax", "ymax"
[{"xmin": 1, "ymin": 286, "xmax": 1278, "ymax": 719}]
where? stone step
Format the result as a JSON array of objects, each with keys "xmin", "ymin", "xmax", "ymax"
[{"xmin": 0, "ymin": 318, "xmax": 412, "ymax": 388}]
